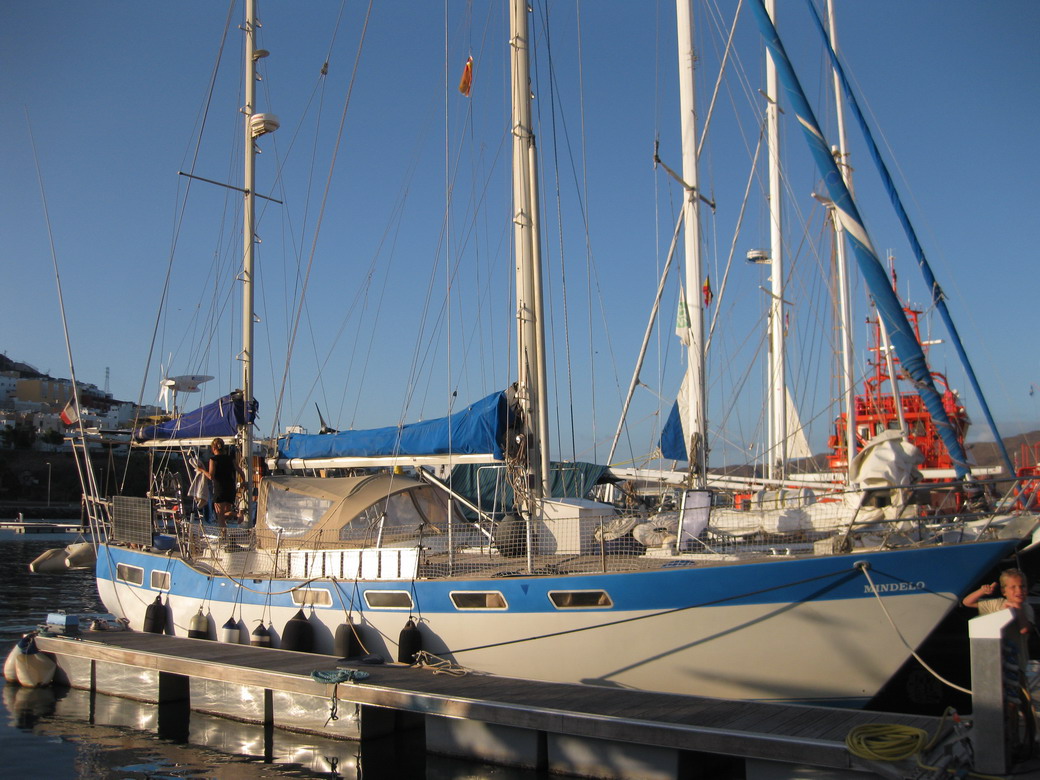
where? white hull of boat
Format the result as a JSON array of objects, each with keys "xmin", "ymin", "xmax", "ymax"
[{"xmin": 96, "ymin": 538, "xmax": 1013, "ymax": 706}]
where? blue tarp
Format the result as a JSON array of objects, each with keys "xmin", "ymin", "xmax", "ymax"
[
  {"xmin": 278, "ymin": 391, "xmax": 509, "ymax": 460},
  {"xmin": 134, "ymin": 392, "xmax": 258, "ymax": 442}
]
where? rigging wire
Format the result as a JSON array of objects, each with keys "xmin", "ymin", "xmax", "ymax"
[
  {"xmin": 127, "ymin": 1, "xmax": 237, "ymax": 492},
  {"xmin": 271, "ymin": 0, "xmax": 375, "ymax": 435}
]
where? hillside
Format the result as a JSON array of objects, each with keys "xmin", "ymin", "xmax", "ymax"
[{"xmin": 0, "ymin": 353, "xmax": 48, "ymax": 379}]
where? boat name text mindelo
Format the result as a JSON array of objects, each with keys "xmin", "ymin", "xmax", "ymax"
[{"xmin": 864, "ymin": 581, "xmax": 926, "ymax": 594}]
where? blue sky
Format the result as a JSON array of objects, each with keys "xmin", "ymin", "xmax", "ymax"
[{"xmin": 2, "ymin": 1, "xmax": 1038, "ymax": 468}]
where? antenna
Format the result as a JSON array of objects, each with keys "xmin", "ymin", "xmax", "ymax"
[{"xmin": 315, "ymin": 403, "xmax": 337, "ymax": 434}]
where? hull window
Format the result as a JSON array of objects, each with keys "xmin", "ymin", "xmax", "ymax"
[
  {"xmin": 363, "ymin": 590, "xmax": 413, "ymax": 609},
  {"xmin": 150, "ymin": 570, "xmax": 171, "ymax": 591},
  {"xmin": 291, "ymin": 588, "xmax": 332, "ymax": 607},
  {"xmin": 450, "ymin": 591, "xmax": 507, "ymax": 610},
  {"xmin": 548, "ymin": 590, "xmax": 613, "ymax": 609},
  {"xmin": 116, "ymin": 563, "xmax": 144, "ymax": 586}
]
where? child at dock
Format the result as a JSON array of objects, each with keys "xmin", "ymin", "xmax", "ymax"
[{"xmin": 962, "ymin": 568, "xmax": 1034, "ymax": 638}]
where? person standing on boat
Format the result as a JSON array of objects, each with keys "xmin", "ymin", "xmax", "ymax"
[{"xmin": 195, "ymin": 438, "xmax": 242, "ymax": 530}]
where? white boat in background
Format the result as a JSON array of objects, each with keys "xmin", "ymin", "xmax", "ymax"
[{"xmin": 66, "ymin": 0, "xmax": 1037, "ymax": 709}]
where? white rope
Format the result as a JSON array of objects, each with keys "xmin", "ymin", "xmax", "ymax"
[{"xmin": 856, "ymin": 561, "xmax": 971, "ymax": 696}]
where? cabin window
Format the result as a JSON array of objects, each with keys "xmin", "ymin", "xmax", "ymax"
[
  {"xmin": 116, "ymin": 563, "xmax": 144, "ymax": 586},
  {"xmin": 339, "ymin": 488, "xmax": 449, "ymax": 545},
  {"xmin": 363, "ymin": 590, "xmax": 413, "ymax": 609},
  {"xmin": 150, "ymin": 570, "xmax": 171, "ymax": 591},
  {"xmin": 263, "ymin": 488, "xmax": 334, "ymax": 538},
  {"xmin": 291, "ymin": 588, "xmax": 332, "ymax": 607},
  {"xmin": 548, "ymin": 590, "xmax": 613, "ymax": 609},
  {"xmin": 450, "ymin": 591, "xmax": 507, "ymax": 610}
]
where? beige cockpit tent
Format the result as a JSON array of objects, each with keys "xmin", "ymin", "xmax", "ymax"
[{"xmin": 255, "ymin": 473, "xmax": 449, "ymax": 549}]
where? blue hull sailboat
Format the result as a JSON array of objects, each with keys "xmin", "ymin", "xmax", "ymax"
[{"xmin": 70, "ymin": 0, "xmax": 1035, "ymax": 709}]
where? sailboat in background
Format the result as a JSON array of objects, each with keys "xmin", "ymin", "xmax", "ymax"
[{"xmin": 67, "ymin": 0, "xmax": 1037, "ymax": 709}]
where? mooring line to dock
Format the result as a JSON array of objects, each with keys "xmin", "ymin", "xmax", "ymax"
[{"xmin": 856, "ymin": 561, "xmax": 971, "ymax": 695}]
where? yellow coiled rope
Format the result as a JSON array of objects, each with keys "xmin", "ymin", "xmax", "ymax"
[
  {"xmin": 844, "ymin": 723, "xmax": 928, "ymax": 762},
  {"xmin": 845, "ymin": 712, "xmax": 1005, "ymax": 780}
]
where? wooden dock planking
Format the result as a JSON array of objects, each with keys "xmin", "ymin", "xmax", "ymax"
[{"xmin": 36, "ymin": 631, "xmax": 941, "ymax": 770}]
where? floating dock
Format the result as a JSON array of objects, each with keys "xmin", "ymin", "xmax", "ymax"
[
  {"xmin": 33, "ymin": 631, "xmax": 967, "ymax": 780},
  {"xmin": 0, "ymin": 521, "xmax": 89, "ymax": 541}
]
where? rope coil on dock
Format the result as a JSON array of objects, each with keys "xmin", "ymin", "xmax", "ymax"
[
  {"xmin": 413, "ymin": 650, "xmax": 470, "ymax": 676},
  {"xmin": 310, "ymin": 669, "xmax": 370, "ymax": 684}
]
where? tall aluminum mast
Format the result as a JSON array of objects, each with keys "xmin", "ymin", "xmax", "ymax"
[
  {"xmin": 240, "ymin": 0, "xmax": 260, "ymax": 505},
  {"xmin": 764, "ymin": 0, "xmax": 787, "ymax": 480},
  {"xmin": 675, "ymin": 0, "xmax": 707, "ymax": 484},
  {"xmin": 510, "ymin": 0, "xmax": 550, "ymax": 505}
]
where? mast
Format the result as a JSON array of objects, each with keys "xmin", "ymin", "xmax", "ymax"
[
  {"xmin": 764, "ymin": 0, "xmax": 786, "ymax": 480},
  {"xmin": 675, "ymin": 0, "xmax": 707, "ymax": 484},
  {"xmin": 826, "ymin": 0, "xmax": 856, "ymax": 480},
  {"xmin": 510, "ymin": 0, "xmax": 550, "ymax": 505},
  {"xmin": 240, "ymin": 0, "xmax": 259, "ymax": 506}
]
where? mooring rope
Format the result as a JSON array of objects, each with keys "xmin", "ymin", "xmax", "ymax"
[
  {"xmin": 412, "ymin": 650, "xmax": 470, "ymax": 677},
  {"xmin": 855, "ymin": 561, "xmax": 971, "ymax": 695}
]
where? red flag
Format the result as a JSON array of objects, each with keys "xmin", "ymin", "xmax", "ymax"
[
  {"xmin": 458, "ymin": 56, "xmax": 473, "ymax": 97},
  {"xmin": 702, "ymin": 275, "xmax": 713, "ymax": 306},
  {"xmin": 60, "ymin": 399, "xmax": 80, "ymax": 426}
]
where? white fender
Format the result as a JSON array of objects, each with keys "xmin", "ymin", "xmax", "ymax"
[
  {"xmin": 64, "ymin": 542, "xmax": 97, "ymax": 570},
  {"xmin": 28, "ymin": 548, "xmax": 69, "ymax": 573},
  {"xmin": 3, "ymin": 642, "xmax": 20, "ymax": 683},
  {"xmin": 9, "ymin": 636, "xmax": 56, "ymax": 688}
]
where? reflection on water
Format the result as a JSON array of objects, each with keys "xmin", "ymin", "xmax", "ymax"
[{"xmin": 0, "ymin": 540, "xmax": 542, "ymax": 779}]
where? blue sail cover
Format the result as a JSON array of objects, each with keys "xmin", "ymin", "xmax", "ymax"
[
  {"xmin": 279, "ymin": 391, "xmax": 509, "ymax": 460},
  {"xmin": 134, "ymin": 392, "xmax": 258, "ymax": 442}
]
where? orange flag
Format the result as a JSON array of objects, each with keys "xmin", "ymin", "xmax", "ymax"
[
  {"xmin": 458, "ymin": 56, "xmax": 474, "ymax": 97},
  {"xmin": 702, "ymin": 275, "xmax": 713, "ymax": 306}
]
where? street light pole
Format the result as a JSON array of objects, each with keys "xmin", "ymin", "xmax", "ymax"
[{"xmin": 46, "ymin": 462, "xmax": 51, "ymax": 508}]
